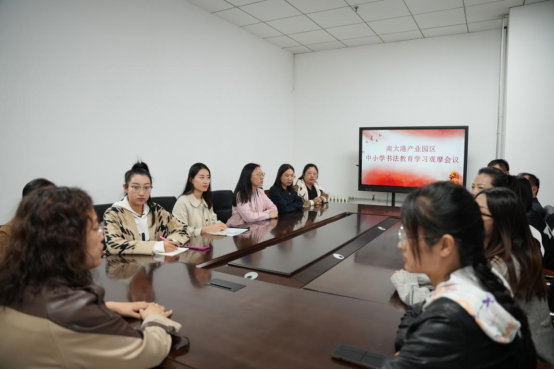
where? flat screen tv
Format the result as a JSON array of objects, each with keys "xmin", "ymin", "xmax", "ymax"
[{"xmin": 359, "ymin": 126, "xmax": 468, "ymax": 193}]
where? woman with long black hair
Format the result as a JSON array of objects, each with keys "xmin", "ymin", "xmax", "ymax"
[
  {"xmin": 226, "ymin": 163, "xmax": 277, "ymax": 226},
  {"xmin": 268, "ymin": 164, "xmax": 303, "ymax": 214},
  {"xmin": 383, "ymin": 181, "xmax": 535, "ymax": 368},
  {"xmin": 173, "ymin": 163, "xmax": 227, "ymax": 236},
  {"xmin": 476, "ymin": 187, "xmax": 554, "ymax": 365}
]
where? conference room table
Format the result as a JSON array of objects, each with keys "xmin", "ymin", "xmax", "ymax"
[{"xmin": 95, "ymin": 202, "xmax": 407, "ymax": 368}]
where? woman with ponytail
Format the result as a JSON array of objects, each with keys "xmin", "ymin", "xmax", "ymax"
[
  {"xmin": 382, "ymin": 181, "xmax": 535, "ymax": 368},
  {"xmin": 476, "ymin": 187, "xmax": 554, "ymax": 365},
  {"xmin": 104, "ymin": 161, "xmax": 189, "ymax": 255}
]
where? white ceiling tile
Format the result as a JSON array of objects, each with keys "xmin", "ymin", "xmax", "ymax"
[
  {"xmin": 289, "ymin": 29, "xmax": 337, "ymax": 44},
  {"xmin": 267, "ymin": 15, "xmax": 321, "ymax": 34},
  {"xmin": 380, "ymin": 30, "xmax": 423, "ymax": 42},
  {"xmin": 524, "ymin": 0, "xmax": 549, "ymax": 4},
  {"xmin": 326, "ymin": 23, "xmax": 375, "ymax": 39},
  {"xmin": 185, "ymin": 0, "xmax": 234, "ymax": 13},
  {"xmin": 284, "ymin": 45, "xmax": 314, "ymax": 53},
  {"xmin": 405, "ymin": 0, "xmax": 463, "ymax": 15},
  {"xmin": 240, "ymin": 0, "xmax": 301, "ymax": 21},
  {"xmin": 421, "ymin": 24, "xmax": 468, "ymax": 37},
  {"xmin": 466, "ymin": 0, "xmax": 524, "ymax": 23},
  {"xmin": 227, "ymin": 0, "xmax": 265, "ymax": 6},
  {"xmin": 467, "ymin": 18, "xmax": 503, "ymax": 32},
  {"xmin": 265, "ymin": 35, "xmax": 301, "ymax": 47},
  {"xmin": 213, "ymin": 8, "xmax": 260, "ymax": 26},
  {"xmin": 357, "ymin": 0, "xmax": 411, "ymax": 22},
  {"xmin": 345, "ymin": 0, "xmax": 382, "ymax": 5},
  {"xmin": 307, "ymin": 7, "xmax": 362, "ymax": 28},
  {"xmin": 465, "ymin": 0, "xmax": 499, "ymax": 5},
  {"xmin": 368, "ymin": 16, "xmax": 419, "ymax": 34},
  {"xmin": 414, "ymin": 8, "xmax": 466, "ymax": 29},
  {"xmin": 241, "ymin": 23, "xmax": 283, "ymax": 38},
  {"xmin": 306, "ymin": 41, "xmax": 347, "ymax": 51},
  {"xmin": 342, "ymin": 35, "xmax": 383, "ymax": 46},
  {"xmin": 287, "ymin": 0, "xmax": 348, "ymax": 13}
]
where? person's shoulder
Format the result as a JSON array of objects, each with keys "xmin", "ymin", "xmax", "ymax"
[
  {"xmin": 268, "ymin": 186, "xmax": 280, "ymax": 195},
  {"xmin": 46, "ymin": 284, "xmax": 139, "ymax": 337}
]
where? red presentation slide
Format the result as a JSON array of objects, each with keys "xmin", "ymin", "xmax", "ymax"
[{"xmin": 361, "ymin": 128, "xmax": 466, "ymax": 188}]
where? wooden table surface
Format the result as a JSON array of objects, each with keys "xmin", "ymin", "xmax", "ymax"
[{"xmin": 95, "ymin": 203, "xmax": 405, "ymax": 368}]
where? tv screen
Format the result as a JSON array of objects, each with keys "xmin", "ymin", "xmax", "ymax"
[{"xmin": 359, "ymin": 126, "xmax": 468, "ymax": 193}]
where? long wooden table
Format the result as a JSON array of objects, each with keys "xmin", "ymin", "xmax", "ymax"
[{"xmin": 95, "ymin": 203, "xmax": 406, "ymax": 368}]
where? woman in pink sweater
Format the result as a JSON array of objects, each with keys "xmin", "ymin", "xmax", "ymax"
[{"xmin": 227, "ymin": 163, "xmax": 278, "ymax": 226}]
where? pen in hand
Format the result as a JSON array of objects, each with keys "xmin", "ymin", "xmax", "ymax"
[{"xmin": 160, "ymin": 236, "xmax": 179, "ymax": 252}]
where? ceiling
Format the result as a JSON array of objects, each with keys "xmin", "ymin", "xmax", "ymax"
[{"xmin": 185, "ymin": 0, "xmax": 549, "ymax": 53}]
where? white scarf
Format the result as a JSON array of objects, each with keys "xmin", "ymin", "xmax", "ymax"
[{"xmin": 423, "ymin": 266, "xmax": 521, "ymax": 344}]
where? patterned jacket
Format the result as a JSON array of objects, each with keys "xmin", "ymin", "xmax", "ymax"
[
  {"xmin": 104, "ymin": 201, "xmax": 189, "ymax": 255},
  {"xmin": 294, "ymin": 178, "xmax": 329, "ymax": 207}
]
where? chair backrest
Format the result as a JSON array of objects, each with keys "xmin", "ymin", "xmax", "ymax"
[
  {"xmin": 212, "ymin": 190, "xmax": 234, "ymax": 224},
  {"xmin": 93, "ymin": 203, "xmax": 112, "ymax": 223},
  {"xmin": 545, "ymin": 205, "xmax": 554, "ymax": 230},
  {"xmin": 151, "ymin": 196, "xmax": 178, "ymax": 213}
]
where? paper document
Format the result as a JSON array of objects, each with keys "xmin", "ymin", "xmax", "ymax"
[
  {"xmin": 208, "ymin": 228, "xmax": 249, "ymax": 236},
  {"xmin": 155, "ymin": 247, "xmax": 189, "ymax": 256}
]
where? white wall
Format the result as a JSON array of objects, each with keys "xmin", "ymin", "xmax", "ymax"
[
  {"xmin": 293, "ymin": 31, "xmax": 502, "ymax": 203},
  {"xmin": 505, "ymin": 1, "xmax": 554, "ymax": 206},
  {"xmin": 0, "ymin": 0, "xmax": 294, "ymax": 223}
]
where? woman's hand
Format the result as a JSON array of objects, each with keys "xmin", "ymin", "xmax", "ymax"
[
  {"xmin": 268, "ymin": 210, "xmax": 278, "ymax": 218},
  {"xmin": 106, "ymin": 301, "xmax": 150, "ymax": 319},
  {"xmin": 313, "ymin": 197, "xmax": 323, "ymax": 205},
  {"xmin": 164, "ymin": 240, "xmax": 179, "ymax": 252},
  {"xmin": 139, "ymin": 302, "xmax": 173, "ymax": 320},
  {"xmin": 202, "ymin": 224, "xmax": 227, "ymax": 235}
]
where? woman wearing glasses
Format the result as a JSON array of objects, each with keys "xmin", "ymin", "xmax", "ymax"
[
  {"xmin": 104, "ymin": 161, "xmax": 189, "ymax": 255},
  {"xmin": 294, "ymin": 164, "xmax": 329, "ymax": 207},
  {"xmin": 226, "ymin": 163, "xmax": 278, "ymax": 226},
  {"xmin": 0, "ymin": 187, "xmax": 182, "ymax": 368},
  {"xmin": 268, "ymin": 164, "xmax": 303, "ymax": 214}
]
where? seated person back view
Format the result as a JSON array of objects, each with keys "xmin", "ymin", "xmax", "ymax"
[
  {"xmin": 0, "ymin": 187, "xmax": 181, "ymax": 368},
  {"xmin": 0, "ymin": 178, "xmax": 55, "ymax": 260},
  {"xmin": 103, "ymin": 161, "xmax": 189, "ymax": 255},
  {"xmin": 383, "ymin": 182, "xmax": 535, "ymax": 368},
  {"xmin": 519, "ymin": 172, "xmax": 546, "ymax": 219},
  {"xmin": 488, "ymin": 158, "xmax": 510, "ymax": 174}
]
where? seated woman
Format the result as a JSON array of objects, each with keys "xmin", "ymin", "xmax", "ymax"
[
  {"xmin": 476, "ymin": 187, "xmax": 554, "ymax": 365},
  {"xmin": 294, "ymin": 164, "xmax": 329, "ymax": 207},
  {"xmin": 226, "ymin": 163, "xmax": 277, "ymax": 226},
  {"xmin": 0, "ymin": 178, "xmax": 55, "ymax": 260},
  {"xmin": 0, "ymin": 187, "xmax": 181, "ymax": 368},
  {"xmin": 104, "ymin": 161, "xmax": 189, "ymax": 255},
  {"xmin": 382, "ymin": 182, "xmax": 535, "ymax": 368},
  {"xmin": 470, "ymin": 166, "xmax": 507, "ymax": 196},
  {"xmin": 268, "ymin": 164, "xmax": 303, "ymax": 214},
  {"xmin": 173, "ymin": 163, "xmax": 227, "ymax": 236}
]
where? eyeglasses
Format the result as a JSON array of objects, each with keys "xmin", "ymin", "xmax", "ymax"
[
  {"xmin": 129, "ymin": 185, "xmax": 153, "ymax": 193},
  {"xmin": 282, "ymin": 174, "xmax": 296, "ymax": 179},
  {"xmin": 305, "ymin": 172, "xmax": 318, "ymax": 177},
  {"xmin": 481, "ymin": 212, "xmax": 493, "ymax": 218},
  {"xmin": 93, "ymin": 223, "xmax": 104, "ymax": 235},
  {"xmin": 252, "ymin": 172, "xmax": 266, "ymax": 178},
  {"xmin": 397, "ymin": 225, "xmax": 434, "ymax": 249}
]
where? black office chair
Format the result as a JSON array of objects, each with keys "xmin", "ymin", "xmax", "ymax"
[
  {"xmin": 212, "ymin": 190, "xmax": 233, "ymax": 224},
  {"xmin": 151, "ymin": 196, "xmax": 178, "ymax": 212},
  {"xmin": 545, "ymin": 205, "xmax": 554, "ymax": 230},
  {"xmin": 93, "ymin": 203, "xmax": 113, "ymax": 223}
]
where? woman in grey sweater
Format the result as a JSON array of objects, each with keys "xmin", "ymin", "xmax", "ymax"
[{"xmin": 476, "ymin": 188, "xmax": 553, "ymax": 365}]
